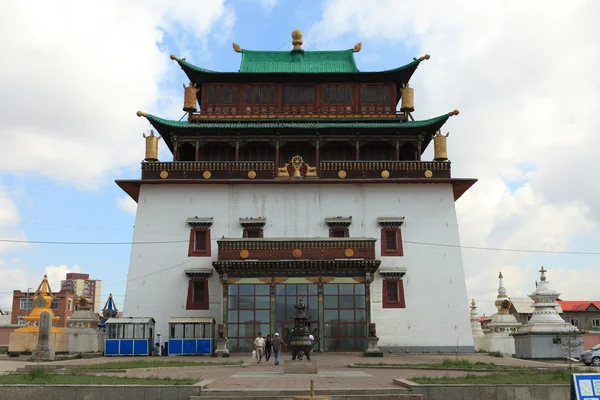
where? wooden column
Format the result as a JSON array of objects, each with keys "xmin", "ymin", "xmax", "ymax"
[
  {"xmin": 317, "ymin": 283, "xmax": 325, "ymax": 353},
  {"xmin": 275, "ymin": 137, "xmax": 280, "ymax": 166},
  {"xmin": 235, "ymin": 138, "xmax": 240, "ymax": 161},
  {"xmin": 355, "ymin": 135, "xmax": 360, "ymax": 161},
  {"xmin": 222, "ymin": 278, "xmax": 229, "ymax": 327},
  {"xmin": 195, "ymin": 141, "xmax": 200, "ymax": 161},
  {"xmin": 315, "ymin": 136, "xmax": 320, "ymax": 170},
  {"xmin": 173, "ymin": 138, "xmax": 179, "ymax": 161},
  {"xmin": 416, "ymin": 134, "xmax": 423, "ymax": 161},
  {"xmin": 395, "ymin": 136, "xmax": 400, "ymax": 161},
  {"xmin": 270, "ymin": 283, "xmax": 277, "ymax": 337},
  {"xmin": 365, "ymin": 275, "xmax": 372, "ymax": 330}
]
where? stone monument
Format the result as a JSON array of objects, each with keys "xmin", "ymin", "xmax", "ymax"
[
  {"xmin": 364, "ymin": 323, "xmax": 383, "ymax": 357},
  {"xmin": 513, "ymin": 267, "xmax": 583, "ymax": 359},
  {"xmin": 213, "ymin": 323, "xmax": 230, "ymax": 357},
  {"xmin": 284, "ymin": 299, "xmax": 317, "ymax": 374},
  {"xmin": 8, "ymin": 275, "xmax": 68, "ymax": 355},
  {"xmin": 66, "ymin": 296, "xmax": 103, "ymax": 354},
  {"xmin": 33, "ymin": 311, "xmax": 55, "ymax": 360}
]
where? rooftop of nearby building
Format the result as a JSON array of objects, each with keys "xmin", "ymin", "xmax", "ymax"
[{"xmin": 557, "ymin": 300, "xmax": 600, "ymax": 312}]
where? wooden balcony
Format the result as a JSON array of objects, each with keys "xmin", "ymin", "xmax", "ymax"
[
  {"xmin": 141, "ymin": 160, "xmax": 451, "ymax": 180},
  {"xmin": 141, "ymin": 161, "xmax": 275, "ymax": 180},
  {"xmin": 217, "ymin": 238, "xmax": 376, "ymax": 261},
  {"xmin": 189, "ymin": 112, "xmax": 409, "ymax": 120}
]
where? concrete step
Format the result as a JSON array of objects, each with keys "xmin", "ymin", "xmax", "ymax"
[{"xmin": 191, "ymin": 388, "xmax": 422, "ymax": 399}]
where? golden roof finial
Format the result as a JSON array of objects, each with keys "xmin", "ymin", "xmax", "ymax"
[
  {"xmin": 418, "ymin": 54, "xmax": 431, "ymax": 61},
  {"xmin": 169, "ymin": 54, "xmax": 180, "ymax": 61},
  {"xmin": 448, "ymin": 109, "xmax": 460, "ymax": 116},
  {"xmin": 498, "ymin": 271, "xmax": 503, "ymax": 279},
  {"xmin": 292, "ymin": 29, "xmax": 303, "ymax": 49},
  {"xmin": 353, "ymin": 42, "xmax": 362, "ymax": 53},
  {"xmin": 232, "ymin": 42, "xmax": 242, "ymax": 53},
  {"xmin": 471, "ymin": 299, "xmax": 476, "ymax": 307},
  {"xmin": 136, "ymin": 111, "xmax": 147, "ymax": 117}
]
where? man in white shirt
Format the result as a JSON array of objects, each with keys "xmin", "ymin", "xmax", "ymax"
[
  {"xmin": 253, "ymin": 332, "xmax": 265, "ymax": 363},
  {"xmin": 156, "ymin": 333, "xmax": 163, "ymax": 356}
]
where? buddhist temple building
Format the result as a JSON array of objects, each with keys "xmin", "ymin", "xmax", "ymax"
[{"xmin": 117, "ymin": 30, "xmax": 477, "ymax": 352}]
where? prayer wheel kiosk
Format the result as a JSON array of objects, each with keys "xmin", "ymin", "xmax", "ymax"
[
  {"xmin": 168, "ymin": 317, "xmax": 215, "ymax": 356},
  {"xmin": 105, "ymin": 317, "xmax": 155, "ymax": 356}
]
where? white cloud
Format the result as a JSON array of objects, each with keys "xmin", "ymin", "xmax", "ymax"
[
  {"xmin": 0, "ymin": 1, "xmax": 235, "ymax": 191},
  {"xmin": 116, "ymin": 196, "xmax": 138, "ymax": 216},
  {"xmin": 310, "ymin": 0, "xmax": 600, "ymax": 316},
  {"xmin": 44, "ymin": 265, "xmax": 83, "ymax": 292}
]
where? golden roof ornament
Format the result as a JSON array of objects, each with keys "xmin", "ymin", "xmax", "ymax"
[
  {"xmin": 232, "ymin": 42, "xmax": 242, "ymax": 53},
  {"xmin": 417, "ymin": 54, "xmax": 431, "ymax": 61},
  {"xmin": 400, "ymin": 83, "xmax": 414, "ymax": 112},
  {"xmin": 291, "ymin": 29, "xmax": 303, "ymax": 49},
  {"xmin": 183, "ymin": 82, "xmax": 198, "ymax": 112},
  {"xmin": 143, "ymin": 130, "xmax": 161, "ymax": 162},
  {"xmin": 353, "ymin": 42, "xmax": 362, "ymax": 53},
  {"xmin": 433, "ymin": 130, "xmax": 449, "ymax": 162}
]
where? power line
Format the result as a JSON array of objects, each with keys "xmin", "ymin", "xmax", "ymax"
[
  {"xmin": 2, "ymin": 164, "xmax": 139, "ymax": 190},
  {"xmin": 1, "ymin": 237, "xmax": 599, "ymax": 255}
]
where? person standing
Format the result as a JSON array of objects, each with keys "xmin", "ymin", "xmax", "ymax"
[
  {"xmin": 253, "ymin": 332, "xmax": 265, "ymax": 363},
  {"xmin": 265, "ymin": 334, "xmax": 272, "ymax": 363},
  {"xmin": 271, "ymin": 332, "xmax": 284, "ymax": 366},
  {"xmin": 156, "ymin": 333, "xmax": 163, "ymax": 356}
]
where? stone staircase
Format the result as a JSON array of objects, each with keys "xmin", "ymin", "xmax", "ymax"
[{"xmin": 191, "ymin": 388, "xmax": 422, "ymax": 400}]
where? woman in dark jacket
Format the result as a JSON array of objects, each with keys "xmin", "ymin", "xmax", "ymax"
[{"xmin": 265, "ymin": 334, "xmax": 272, "ymax": 363}]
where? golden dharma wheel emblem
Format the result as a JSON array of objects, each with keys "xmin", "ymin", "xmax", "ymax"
[
  {"xmin": 292, "ymin": 248, "xmax": 302, "ymax": 258},
  {"xmin": 159, "ymin": 171, "xmax": 169, "ymax": 179},
  {"xmin": 344, "ymin": 248, "xmax": 354, "ymax": 257},
  {"xmin": 338, "ymin": 170, "xmax": 347, "ymax": 179},
  {"xmin": 247, "ymin": 170, "xmax": 256, "ymax": 179},
  {"xmin": 381, "ymin": 170, "xmax": 390, "ymax": 178},
  {"xmin": 240, "ymin": 249, "xmax": 249, "ymax": 259},
  {"xmin": 203, "ymin": 170, "xmax": 212, "ymax": 179},
  {"xmin": 424, "ymin": 170, "xmax": 433, "ymax": 178}
]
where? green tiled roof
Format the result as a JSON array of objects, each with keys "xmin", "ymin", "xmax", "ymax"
[
  {"xmin": 239, "ymin": 49, "xmax": 359, "ymax": 73},
  {"xmin": 142, "ymin": 113, "xmax": 451, "ymax": 131}
]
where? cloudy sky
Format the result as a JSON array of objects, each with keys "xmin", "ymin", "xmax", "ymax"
[{"xmin": 0, "ymin": 0, "xmax": 598, "ymax": 317}]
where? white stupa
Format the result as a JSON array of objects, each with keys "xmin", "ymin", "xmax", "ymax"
[
  {"xmin": 487, "ymin": 272, "xmax": 521, "ymax": 334},
  {"xmin": 481, "ymin": 272, "xmax": 521, "ymax": 354},
  {"xmin": 470, "ymin": 299, "xmax": 485, "ymax": 350},
  {"xmin": 518, "ymin": 267, "xmax": 578, "ymax": 334}
]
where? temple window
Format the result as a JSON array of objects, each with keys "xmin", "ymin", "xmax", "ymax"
[
  {"xmin": 240, "ymin": 217, "xmax": 266, "ymax": 238},
  {"xmin": 321, "ymin": 85, "xmax": 353, "ymax": 114},
  {"xmin": 184, "ymin": 268, "xmax": 213, "ymax": 310},
  {"xmin": 325, "ymin": 217, "xmax": 352, "ymax": 237},
  {"xmin": 244, "ymin": 85, "xmax": 276, "ymax": 113},
  {"xmin": 283, "ymin": 85, "xmax": 315, "ymax": 114},
  {"xmin": 378, "ymin": 217, "xmax": 404, "ymax": 256},
  {"xmin": 359, "ymin": 84, "xmax": 393, "ymax": 114},
  {"xmin": 187, "ymin": 218, "xmax": 213, "ymax": 257},
  {"xmin": 379, "ymin": 268, "xmax": 407, "ymax": 309},
  {"xmin": 320, "ymin": 141, "xmax": 355, "ymax": 161},
  {"xmin": 239, "ymin": 142, "xmax": 275, "ymax": 162},
  {"xmin": 205, "ymin": 85, "xmax": 238, "ymax": 114},
  {"xmin": 202, "ymin": 142, "xmax": 235, "ymax": 161},
  {"xmin": 361, "ymin": 141, "xmax": 394, "ymax": 161}
]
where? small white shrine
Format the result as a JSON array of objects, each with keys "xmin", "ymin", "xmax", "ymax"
[
  {"xmin": 470, "ymin": 299, "xmax": 485, "ymax": 350},
  {"xmin": 513, "ymin": 267, "xmax": 583, "ymax": 359},
  {"xmin": 481, "ymin": 272, "xmax": 521, "ymax": 355}
]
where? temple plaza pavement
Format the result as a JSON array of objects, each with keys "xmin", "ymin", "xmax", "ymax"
[{"xmin": 1, "ymin": 353, "xmax": 591, "ymax": 390}]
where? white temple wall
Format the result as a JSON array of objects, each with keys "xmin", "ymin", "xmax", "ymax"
[
  {"xmin": 480, "ymin": 333, "xmax": 516, "ymax": 355},
  {"xmin": 123, "ymin": 183, "xmax": 473, "ymax": 350}
]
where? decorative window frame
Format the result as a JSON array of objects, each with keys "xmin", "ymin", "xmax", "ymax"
[
  {"xmin": 379, "ymin": 269, "xmax": 407, "ymax": 309},
  {"xmin": 378, "ymin": 217, "xmax": 404, "ymax": 256},
  {"xmin": 239, "ymin": 218, "xmax": 266, "ymax": 238},
  {"xmin": 325, "ymin": 217, "xmax": 352, "ymax": 238},
  {"xmin": 185, "ymin": 269, "xmax": 212, "ymax": 310},
  {"xmin": 187, "ymin": 217, "xmax": 213, "ymax": 257}
]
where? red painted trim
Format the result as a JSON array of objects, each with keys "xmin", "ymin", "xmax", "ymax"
[
  {"xmin": 382, "ymin": 279, "xmax": 405, "ymax": 309},
  {"xmin": 186, "ymin": 280, "xmax": 209, "ymax": 310},
  {"xmin": 188, "ymin": 228, "xmax": 211, "ymax": 257},
  {"xmin": 380, "ymin": 228, "xmax": 403, "ymax": 256}
]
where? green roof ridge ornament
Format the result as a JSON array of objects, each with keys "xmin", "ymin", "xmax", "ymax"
[
  {"xmin": 233, "ymin": 43, "xmax": 242, "ymax": 53},
  {"xmin": 291, "ymin": 29, "xmax": 303, "ymax": 50}
]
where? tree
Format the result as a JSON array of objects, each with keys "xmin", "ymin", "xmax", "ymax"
[{"xmin": 554, "ymin": 331, "xmax": 583, "ymax": 371}]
